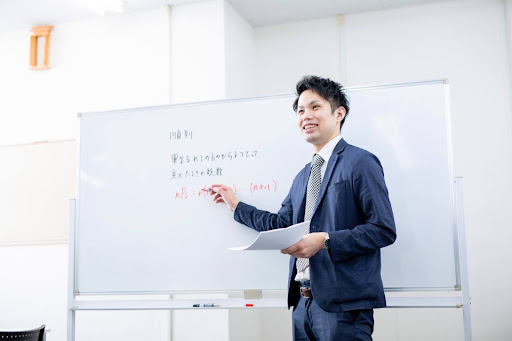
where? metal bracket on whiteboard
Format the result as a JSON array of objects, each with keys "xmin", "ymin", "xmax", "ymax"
[{"xmin": 244, "ymin": 290, "xmax": 262, "ymax": 300}]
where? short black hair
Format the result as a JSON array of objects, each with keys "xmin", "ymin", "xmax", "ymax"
[{"xmin": 292, "ymin": 75, "xmax": 350, "ymax": 131}]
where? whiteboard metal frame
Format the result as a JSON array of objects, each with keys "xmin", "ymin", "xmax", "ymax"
[
  {"xmin": 344, "ymin": 79, "xmax": 447, "ymax": 92},
  {"xmin": 445, "ymin": 83, "xmax": 462, "ymax": 290},
  {"xmin": 68, "ymin": 80, "xmax": 472, "ymax": 341}
]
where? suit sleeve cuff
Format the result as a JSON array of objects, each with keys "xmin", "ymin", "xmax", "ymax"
[{"xmin": 234, "ymin": 201, "xmax": 250, "ymax": 223}]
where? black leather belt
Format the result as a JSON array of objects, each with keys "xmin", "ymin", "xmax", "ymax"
[{"xmin": 300, "ymin": 287, "xmax": 312, "ymax": 299}]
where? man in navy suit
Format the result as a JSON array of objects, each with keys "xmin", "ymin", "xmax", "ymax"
[{"xmin": 211, "ymin": 75, "xmax": 396, "ymax": 341}]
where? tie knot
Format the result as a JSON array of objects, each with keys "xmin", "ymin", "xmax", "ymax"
[{"xmin": 312, "ymin": 154, "xmax": 324, "ymax": 167}]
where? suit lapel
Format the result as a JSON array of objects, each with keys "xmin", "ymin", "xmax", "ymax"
[
  {"xmin": 312, "ymin": 138, "xmax": 347, "ymax": 215},
  {"xmin": 296, "ymin": 163, "xmax": 310, "ymax": 223},
  {"xmin": 302, "ymin": 163, "xmax": 311, "ymax": 191}
]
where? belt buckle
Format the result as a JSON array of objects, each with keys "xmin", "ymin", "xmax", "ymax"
[{"xmin": 300, "ymin": 287, "xmax": 312, "ymax": 299}]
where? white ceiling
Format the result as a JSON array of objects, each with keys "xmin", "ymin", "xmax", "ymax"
[
  {"xmin": 0, "ymin": 0, "xmax": 453, "ymax": 32},
  {"xmin": 229, "ymin": 0, "xmax": 453, "ymax": 27}
]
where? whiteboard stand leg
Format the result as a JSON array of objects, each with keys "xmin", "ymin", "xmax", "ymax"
[
  {"xmin": 462, "ymin": 301, "xmax": 472, "ymax": 341},
  {"xmin": 169, "ymin": 294, "xmax": 173, "ymax": 341},
  {"xmin": 67, "ymin": 199, "xmax": 77, "ymax": 341},
  {"xmin": 67, "ymin": 309, "xmax": 75, "ymax": 341},
  {"xmin": 454, "ymin": 178, "xmax": 472, "ymax": 341}
]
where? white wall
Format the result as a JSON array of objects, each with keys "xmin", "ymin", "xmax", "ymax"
[
  {"xmin": 170, "ymin": 0, "xmax": 226, "ymax": 103},
  {"xmin": 253, "ymin": 17, "xmax": 341, "ymax": 97},
  {"xmin": 0, "ymin": 8, "xmax": 171, "ymax": 145},
  {"xmin": 224, "ymin": 1, "xmax": 255, "ymax": 98},
  {"xmin": 0, "ymin": 245, "xmax": 68, "ymax": 340},
  {"xmin": 504, "ymin": 0, "xmax": 512, "ymax": 124}
]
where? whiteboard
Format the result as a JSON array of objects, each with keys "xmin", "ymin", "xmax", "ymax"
[{"xmin": 76, "ymin": 80, "xmax": 457, "ymax": 294}]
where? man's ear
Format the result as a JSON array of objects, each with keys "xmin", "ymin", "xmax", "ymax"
[{"xmin": 335, "ymin": 106, "xmax": 346, "ymax": 123}]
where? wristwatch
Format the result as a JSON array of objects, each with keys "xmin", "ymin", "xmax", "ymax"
[{"xmin": 323, "ymin": 232, "xmax": 331, "ymax": 249}]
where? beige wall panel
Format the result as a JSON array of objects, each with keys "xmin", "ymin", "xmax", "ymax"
[{"xmin": 0, "ymin": 140, "xmax": 75, "ymax": 245}]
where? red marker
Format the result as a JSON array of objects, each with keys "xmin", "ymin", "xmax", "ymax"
[{"xmin": 246, "ymin": 303, "xmax": 253, "ymax": 307}]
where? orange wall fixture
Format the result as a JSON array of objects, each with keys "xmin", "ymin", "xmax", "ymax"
[{"xmin": 30, "ymin": 25, "xmax": 53, "ymax": 70}]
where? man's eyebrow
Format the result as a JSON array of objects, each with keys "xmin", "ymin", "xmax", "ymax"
[{"xmin": 297, "ymin": 100, "xmax": 322, "ymax": 108}]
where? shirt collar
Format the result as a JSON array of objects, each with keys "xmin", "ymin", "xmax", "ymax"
[{"xmin": 316, "ymin": 135, "xmax": 342, "ymax": 163}]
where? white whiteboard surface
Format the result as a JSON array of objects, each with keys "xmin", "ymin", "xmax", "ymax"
[
  {"xmin": 0, "ymin": 141, "xmax": 76, "ymax": 245},
  {"xmin": 76, "ymin": 81, "xmax": 456, "ymax": 294},
  {"xmin": 77, "ymin": 96, "xmax": 311, "ymax": 293}
]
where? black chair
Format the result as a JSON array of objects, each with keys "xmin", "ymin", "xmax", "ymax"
[{"xmin": 0, "ymin": 325, "xmax": 45, "ymax": 341}]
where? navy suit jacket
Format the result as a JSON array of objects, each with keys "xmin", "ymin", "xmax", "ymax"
[{"xmin": 234, "ymin": 138, "xmax": 396, "ymax": 313}]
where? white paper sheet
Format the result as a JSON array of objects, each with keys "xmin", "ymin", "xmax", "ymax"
[{"xmin": 229, "ymin": 222, "xmax": 309, "ymax": 251}]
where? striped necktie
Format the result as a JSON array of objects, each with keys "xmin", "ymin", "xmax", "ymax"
[{"xmin": 296, "ymin": 153, "xmax": 324, "ymax": 274}]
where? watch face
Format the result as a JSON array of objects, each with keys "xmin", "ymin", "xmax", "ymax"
[{"xmin": 324, "ymin": 236, "xmax": 330, "ymax": 249}]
